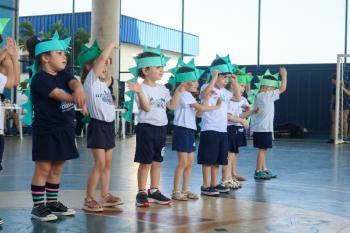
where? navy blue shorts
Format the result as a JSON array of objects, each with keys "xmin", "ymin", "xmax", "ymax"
[
  {"xmin": 172, "ymin": 125, "xmax": 196, "ymax": 153},
  {"xmin": 87, "ymin": 118, "xmax": 116, "ymax": 149},
  {"xmin": 134, "ymin": 123, "xmax": 167, "ymax": 164},
  {"xmin": 253, "ymin": 132, "xmax": 273, "ymax": 149},
  {"xmin": 198, "ymin": 131, "xmax": 228, "ymax": 165},
  {"xmin": 0, "ymin": 135, "xmax": 4, "ymax": 171},
  {"xmin": 227, "ymin": 125, "xmax": 247, "ymax": 153},
  {"xmin": 32, "ymin": 124, "xmax": 79, "ymax": 161}
]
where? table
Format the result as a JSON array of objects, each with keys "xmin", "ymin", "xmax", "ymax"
[{"xmin": 2, "ymin": 104, "xmax": 23, "ymax": 140}]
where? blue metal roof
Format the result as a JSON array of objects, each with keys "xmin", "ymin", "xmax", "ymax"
[{"xmin": 19, "ymin": 12, "xmax": 199, "ymax": 56}]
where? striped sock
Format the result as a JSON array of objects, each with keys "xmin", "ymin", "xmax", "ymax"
[
  {"xmin": 31, "ymin": 184, "xmax": 45, "ymax": 206},
  {"xmin": 45, "ymin": 182, "xmax": 60, "ymax": 203}
]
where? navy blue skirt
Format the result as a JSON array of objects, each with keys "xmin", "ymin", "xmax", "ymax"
[
  {"xmin": 172, "ymin": 125, "xmax": 196, "ymax": 153},
  {"xmin": 32, "ymin": 124, "xmax": 79, "ymax": 161},
  {"xmin": 87, "ymin": 118, "xmax": 116, "ymax": 149}
]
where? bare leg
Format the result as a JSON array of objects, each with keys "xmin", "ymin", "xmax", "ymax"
[
  {"xmin": 173, "ymin": 152, "xmax": 188, "ymax": 192},
  {"xmin": 182, "ymin": 153, "xmax": 194, "ymax": 193},
  {"xmin": 137, "ymin": 164, "xmax": 151, "ymax": 190}
]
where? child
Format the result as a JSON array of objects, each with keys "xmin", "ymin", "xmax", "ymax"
[
  {"xmin": 27, "ymin": 32, "xmax": 87, "ymax": 221},
  {"xmin": 169, "ymin": 58, "xmax": 221, "ymax": 201},
  {"xmin": 78, "ymin": 40, "xmax": 123, "ymax": 211},
  {"xmin": 197, "ymin": 55, "xmax": 241, "ymax": 196},
  {"xmin": 127, "ymin": 46, "xmax": 184, "ymax": 207},
  {"xmin": 0, "ymin": 36, "xmax": 20, "ymax": 226},
  {"xmin": 250, "ymin": 67, "xmax": 287, "ymax": 179},
  {"xmin": 221, "ymin": 80, "xmax": 258, "ymax": 189}
]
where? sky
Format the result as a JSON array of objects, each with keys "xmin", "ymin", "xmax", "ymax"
[{"xmin": 18, "ymin": 0, "xmax": 347, "ymax": 66}]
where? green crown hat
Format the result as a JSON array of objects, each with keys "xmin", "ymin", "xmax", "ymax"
[
  {"xmin": 210, "ymin": 54, "xmax": 234, "ymax": 74},
  {"xmin": 258, "ymin": 69, "xmax": 281, "ymax": 88},
  {"xmin": 236, "ymin": 67, "xmax": 254, "ymax": 84},
  {"xmin": 134, "ymin": 45, "xmax": 170, "ymax": 69},
  {"xmin": 168, "ymin": 58, "xmax": 205, "ymax": 87},
  {"xmin": 0, "ymin": 18, "xmax": 10, "ymax": 35},
  {"xmin": 21, "ymin": 31, "xmax": 71, "ymax": 126},
  {"xmin": 78, "ymin": 40, "xmax": 102, "ymax": 67},
  {"xmin": 35, "ymin": 31, "xmax": 71, "ymax": 56}
]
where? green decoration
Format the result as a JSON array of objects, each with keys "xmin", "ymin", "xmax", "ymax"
[
  {"xmin": 258, "ymin": 69, "xmax": 281, "ymax": 88},
  {"xmin": 35, "ymin": 31, "xmax": 71, "ymax": 56},
  {"xmin": 78, "ymin": 40, "xmax": 102, "ymax": 67},
  {"xmin": 0, "ymin": 18, "xmax": 10, "ymax": 35}
]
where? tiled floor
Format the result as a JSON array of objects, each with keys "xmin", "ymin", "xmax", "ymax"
[{"xmin": 0, "ymin": 136, "xmax": 349, "ymax": 232}]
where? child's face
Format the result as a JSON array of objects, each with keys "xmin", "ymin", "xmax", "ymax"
[
  {"xmin": 260, "ymin": 85, "xmax": 276, "ymax": 92},
  {"xmin": 239, "ymin": 83, "xmax": 246, "ymax": 94},
  {"xmin": 43, "ymin": 50, "xmax": 67, "ymax": 72},
  {"xmin": 216, "ymin": 73, "xmax": 229, "ymax": 88},
  {"xmin": 143, "ymin": 66, "xmax": 164, "ymax": 81},
  {"xmin": 183, "ymin": 80, "xmax": 198, "ymax": 92}
]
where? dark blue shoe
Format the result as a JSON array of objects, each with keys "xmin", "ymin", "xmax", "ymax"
[{"xmin": 201, "ymin": 186, "xmax": 219, "ymax": 196}]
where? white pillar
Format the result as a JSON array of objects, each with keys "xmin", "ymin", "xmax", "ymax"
[{"xmin": 92, "ymin": 0, "xmax": 120, "ymax": 105}]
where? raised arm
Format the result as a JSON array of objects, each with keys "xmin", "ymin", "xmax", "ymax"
[
  {"xmin": 230, "ymin": 74, "xmax": 241, "ymax": 102},
  {"xmin": 167, "ymin": 83, "xmax": 186, "ymax": 110},
  {"xmin": 93, "ymin": 41, "xmax": 118, "ymax": 78},
  {"xmin": 279, "ymin": 67, "xmax": 287, "ymax": 94},
  {"xmin": 201, "ymin": 70, "xmax": 219, "ymax": 98}
]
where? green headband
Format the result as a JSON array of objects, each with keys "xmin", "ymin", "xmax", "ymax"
[
  {"xmin": 257, "ymin": 69, "xmax": 281, "ymax": 88},
  {"xmin": 169, "ymin": 58, "xmax": 205, "ymax": 82},
  {"xmin": 0, "ymin": 18, "xmax": 10, "ymax": 35},
  {"xmin": 35, "ymin": 31, "xmax": 71, "ymax": 56},
  {"xmin": 78, "ymin": 40, "xmax": 102, "ymax": 67},
  {"xmin": 237, "ymin": 74, "xmax": 254, "ymax": 84},
  {"xmin": 134, "ymin": 45, "xmax": 170, "ymax": 69},
  {"xmin": 210, "ymin": 54, "xmax": 234, "ymax": 74}
]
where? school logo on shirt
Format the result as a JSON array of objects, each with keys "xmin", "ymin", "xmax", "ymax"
[
  {"xmin": 95, "ymin": 90, "xmax": 114, "ymax": 105},
  {"xmin": 59, "ymin": 89, "xmax": 75, "ymax": 112},
  {"xmin": 149, "ymin": 97, "xmax": 167, "ymax": 109}
]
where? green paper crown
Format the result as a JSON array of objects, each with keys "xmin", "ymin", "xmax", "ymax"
[
  {"xmin": 168, "ymin": 58, "xmax": 205, "ymax": 87},
  {"xmin": 0, "ymin": 18, "xmax": 10, "ymax": 35},
  {"xmin": 258, "ymin": 69, "xmax": 281, "ymax": 88},
  {"xmin": 210, "ymin": 54, "xmax": 234, "ymax": 74},
  {"xmin": 78, "ymin": 40, "xmax": 102, "ymax": 67},
  {"xmin": 35, "ymin": 31, "xmax": 71, "ymax": 56},
  {"xmin": 236, "ymin": 67, "xmax": 254, "ymax": 84},
  {"xmin": 133, "ymin": 45, "xmax": 170, "ymax": 69}
]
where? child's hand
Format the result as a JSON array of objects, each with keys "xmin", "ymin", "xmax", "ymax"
[
  {"xmin": 127, "ymin": 82, "xmax": 141, "ymax": 93},
  {"xmin": 252, "ymin": 107, "xmax": 259, "ymax": 114},
  {"xmin": 5, "ymin": 38, "xmax": 18, "ymax": 59},
  {"xmin": 211, "ymin": 70, "xmax": 219, "ymax": 81},
  {"xmin": 202, "ymin": 90, "xmax": 215, "ymax": 101},
  {"xmin": 216, "ymin": 97, "xmax": 222, "ymax": 106},
  {"xmin": 241, "ymin": 119, "xmax": 249, "ymax": 129},
  {"xmin": 81, "ymin": 104, "xmax": 89, "ymax": 116},
  {"xmin": 279, "ymin": 67, "xmax": 287, "ymax": 78},
  {"xmin": 230, "ymin": 74, "xmax": 238, "ymax": 83},
  {"xmin": 73, "ymin": 88, "xmax": 87, "ymax": 109},
  {"xmin": 175, "ymin": 82, "xmax": 187, "ymax": 93},
  {"xmin": 241, "ymin": 104, "xmax": 250, "ymax": 112}
]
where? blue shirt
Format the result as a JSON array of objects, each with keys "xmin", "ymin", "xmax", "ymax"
[{"xmin": 31, "ymin": 70, "xmax": 76, "ymax": 133}]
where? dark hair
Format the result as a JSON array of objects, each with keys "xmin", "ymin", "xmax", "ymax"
[
  {"xmin": 211, "ymin": 58, "xmax": 226, "ymax": 67},
  {"xmin": 26, "ymin": 36, "xmax": 51, "ymax": 68},
  {"xmin": 80, "ymin": 60, "xmax": 94, "ymax": 84},
  {"xmin": 176, "ymin": 66, "xmax": 194, "ymax": 74},
  {"xmin": 136, "ymin": 52, "xmax": 160, "ymax": 78}
]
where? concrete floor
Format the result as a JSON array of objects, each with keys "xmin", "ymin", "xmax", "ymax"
[{"xmin": 0, "ymin": 136, "xmax": 349, "ymax": 233}]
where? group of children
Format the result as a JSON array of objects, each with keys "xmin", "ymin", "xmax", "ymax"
[{"xmin": 0, "ymin": 29, "xmax": 287, "ymax": 224}]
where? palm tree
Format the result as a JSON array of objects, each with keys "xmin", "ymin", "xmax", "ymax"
[{"xmin": 18, "ymin": 20, "xmax": 35, "ymax": 51}]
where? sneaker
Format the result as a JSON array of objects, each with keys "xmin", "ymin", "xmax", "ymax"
[
  {"xmin": 264, "ymin": 170, "xmax": 277, "ymax": 178},
  {"xmin": 201, "ymin": 186, "xmax": 219, "ymax": 196},
  {"xmin": 171, "ymin": 191, "xmax": 188, "ymax": 201},
  {"xmin": 31, "ymin": 204, "xmax": 58, "ymax": 222},
  {"xmin": 147, "ymin": 189, "xmax": 172, "ymax": 205},
  {"xmin": 83, "ymin": 198, "xmax": 103, "ymax": 212},
  {"xmin": 254, "ymin": 170, "xmax": 271, "ymax": 180},
  {"xmin": 0, "ymin": 217, "xmax": 3, "ymax": 225},
  {"xmin": 101, "ymin": 193, "xmax": 123, "ymax": 207},
  {"xmin": 214, "ymin": 184, "xmax": 230, "ymax": 193},
  {"xmin": 46, "ymin": 201, "xmax": 76, "ymax": 216},
  {"xmin": 135, "ymin": 192, "xmax": 150, "ymax": 207}
]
